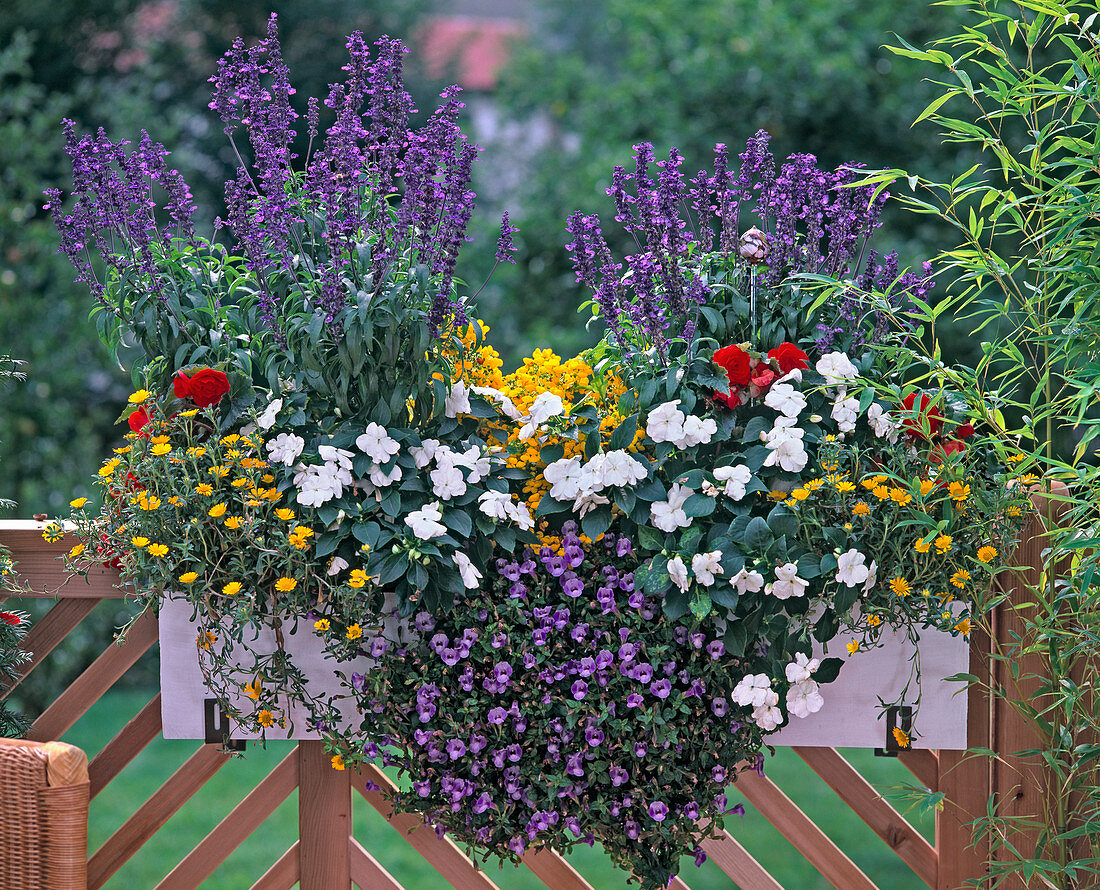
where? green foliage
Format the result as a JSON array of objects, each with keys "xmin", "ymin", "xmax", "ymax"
[{"xmin": 876, "ymin": 1, "xmax": 1100, "ymax": 884}]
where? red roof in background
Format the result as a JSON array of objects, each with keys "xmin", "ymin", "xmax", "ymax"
[{"xmin": 417, "ymin": 16, "xmax": 526, "ymax": 91}]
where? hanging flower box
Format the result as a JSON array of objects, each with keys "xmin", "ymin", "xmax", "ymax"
[{"xmin": 45, "ymin": 17, "xmax": 1030, "ymax": 888}]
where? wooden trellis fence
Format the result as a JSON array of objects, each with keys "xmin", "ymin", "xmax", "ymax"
[{"xmin": 0, "ymin": 511, "xmax": 1051, "ymax": 890}]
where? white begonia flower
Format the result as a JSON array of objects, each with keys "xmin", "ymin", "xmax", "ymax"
[
  {"xmin": 368, "ymin": 462, "xmax": 403, "ymax": 487},
  {"xmin": 326, "ymin": 556, "xmax": 349, "ymax": 577},
  {"xmin": 713, "ymin": 464, "xmax": 752, "ymax": 500},
  {"xmin": 267, "ymin": 432, "xmax": 305, "ymax": 467},
  {"xmin": 650, "ymin": 483, "xmax": 693, "ymax": 533},
  {"xmin": 753, "ymin": 695, "xmax": 785, "ymax": 731},
  {"xmin": 646, "ymin": 400, "xmax": 686, "ymax": 445},
  {"xmin": 768, "ymin": 562, "xmax": 808, "ymax": 600},
  {"xmin": 764, "ymin": 382, "xmax": 807, "ymax": 418},
  {"xmin": 815, "ymin": 351, "xmax": 860, "ymax": 386},
  {"xmin": 257, "ymin": 398, "xmax": 283, "ymax": 430},
  {"xmin": 444, "ymin": 379, "xmax": 472, "ymax": 418},
  {"xmin": 732, "ymin": 673, "xmax": 773, "ymax": 708},
  {"xmin": 785, "ymin": 652, "xmax": 821, "ymax": 684},
  {"xmin": 866, "ymin": 403, "xmax": 900, "ymax": 442},
  {"xmin": 667, "ymin": 555, "xmax": 691, "ymax": 593},
  {"xmin": 508, "ymin": 501, "xmax": 534, "ymax": 531},
  {"xmin": 681, "ymin": 414, "xmax": 717, "ymax": 447},
  {"xmin": 787, "ymin": 680, "xmax": 824, "ymax": 719},
  {"xmin": 454, "ymin": 551, "xmax": 483, "ymax": 589},
  {"xmin": 731, "ymin": 568, "xmax": 765, "ymax": 594},
  {"xmin": 472, "ymin": 385, "xmax": 522, "ymax": 421},
  {"xmin": 691, "ymin": 550, "xmax": 724, "ymax": 587},
  {"xmin": 319, "ymin": 445, "xmax": 354, "ymax": 471},
  {"xmin": 831, "ymin": 392, "xmax": 860, "ymax": 433},
  {"xmin": 408, "ymin": 439, "xmax": 440, "ymax": 469},
  {"xmin": 600, "ymin": 450, "xmax": 649, "ymax": 488},
  {"xmin": 863, "ymin": 560, "xmax": 879, "ymax": 594},
  {"xmin": 544, "ymin": 456, "xmax": 585, "ymax": 502},
  {"xmin": 405, "ymin": 502, "xmax": 446, "ymax": 540},
  {"xmin": 356, "ymin": 423, "xmax": 400, "ymax": 463},
  {"xmin": 835, "ymin": 549, "xmax": 871, "ymax": 587},
  {"xmin": 430, "ymin": 463, "xmax": 467, "ymax": 500},
  {"xmin": 478, "ymin": 489, "xmax": 512, "ymax": 521}
]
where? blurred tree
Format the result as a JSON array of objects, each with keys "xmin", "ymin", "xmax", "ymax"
[{"xmin": 462, "ymin": 0, "xmax": 972, "ymax": 366}]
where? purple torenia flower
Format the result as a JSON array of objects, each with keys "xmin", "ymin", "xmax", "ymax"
[
  {"xmin": 571, "ymin": 679, "xmax": 589, "ymax": 700},
  {"xmin": 651, "ymin": 679, "xmax": 672, "ymax": 699},
  {"xmin": 648, "ymin": 801, "xmax": 669, "ymax": 822},
  {"xmin": 487, "ymin": 707, "xmax": 507, "ymax": 725},
  {"xmin": 610, "ymin": 766, "xmax": 629, "ymax": 786},
  {"xmin": 446, "ymin": 738, "xmax": 467, "ymax": 760},
  {"xmin": 626, "ymin": 693, "xmax": 644, "ymax": 708}
]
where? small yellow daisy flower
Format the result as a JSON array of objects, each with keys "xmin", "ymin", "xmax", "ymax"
[
  {"xmin": 346, "ymin": 624, "xmax": 363, "ymax": 640},
  {"xmin": 222, "ymin": 581, "xmax": 242, "ymax": 596},
  {"xmin": 888, "ymin": 488, "xmax": 912, "ymax": 506},
  {"xmin": 852, "ymin": 501, "xmax": 871, "ymax": 517},
  {"xmin": 314, "ymin": 619, "xmax": 331, "ymax": 633},
  {"xmin": 69, "ymin": 497, "xmax": 88, "ymax": 509},
  {"xmin": 69, "ymin": 543, "xmax": 85, "ymax": 558},
  {"xmin": 917, "ymin": 479, "xmax": 935, "ymax": 497},
  {"xmin": 331, "ymin": 754, "xmax": 346, "ymax": 771},
  {"xmin": 180, "ymin": 409, "xmax": 199, "ymax": 418},
  {"xmin": 187, "ymin": 446, "xmax": 207, "ymax": 459},
  {"xmin": 256, "ymin": 710, "xmax": 275, "ymax": 728},
  {"xmin": 41, "ymin": 522, "xmax": 65, "ymax": 543},
  {"xmin": 348, "ymin": 569, "xmax": 368, "ymax": 589},
  {"xmin": 98, "ymin": 464, "xmax": 116, "ymax": 478},
  {"xmin": 244, "ymin": 680, "xmax": 262, "ymax": 700},
  {"xmin": 209, "ymin": 465, "xmax": 230, "ymax": 478},
  {"xmin": 128, "ymin": 389, "xmax": 151, "ymax": 404},
  {"xmin": 232, "ymin": 478, "xmax": 251, "ymax": 488},
  {"xmin": 179, "ymin": 572, "xmax": 199, "ymax": 584},
  {"xmin": 951, "ymin": 570, "xmax": 971, "ymax": 589},
  {"xmin": 934, "ymin": 534, "xmax": 953, "ymax": 554},
  {"xmin": 275, "ymin": 508, "xmax": 295, "ymax": 521},
  {"xmin": 914, "ymin": 537, "xmax": 932, "ymax": 554},
  {"xmin": 208, "ymin": 503, "xmax": 227, "ymax": 518},
  {"xmin": 114, "ymin": 445, "xmax": 132, "ymax": 454},
  {"xmin": 866, "ymin": 614, "xmax": 881, "ymax": 626},
  {"xmin": 977, "ymin": 546, "xmax": 998, "ymax": 563},
  {"xmin": 948, "ymin": 481, "xmax": 970, "ymax": 502},
  {"xmin": 767, "ymin": 490, "xmax": 789, "ymax": 501},
  {"xmin": 151, "ymin": 443, "xmax": 172, "ymax": 456},
  {"xmin": 871, "ymin": 484, "xmax": 890, "ymax": 501},
  {"xmin": 847, "ymin": 640, "xmax": 860, "ymax": 655},
  {"xmin": 195, "ymin": 483, "xmax": 214, "ymax": 496},
  {"xmin": 275, "ymin": 577, "xmax": 297, "ymax": 592},
  {"xmin": 131, "ymin": 536, "xmax": 150, "ymax": 548},
  {"xmin": 836, "ymin": 480, "xmax": 856, "ymax": 493},
  {"xmin": 955, "ymin": 618, "xmax": 973, "ymax": 636},
  {"xmin": 196, "ymin": 630, "xmax": 216, "ymax": 650},
  {"xmin": 224, "ymin": 516, "xmax": 243, "ymax": 530},
  {"xmin": 892, "ymin": 727, "xmax": 911, "ymax": 748},
  {"xmin": 147, "ymin": 543, "xmax": 169, "ymax": 557},
  {"xmin": 790, "ymin": 488, "xmax": 810, "ymax": 501},
  {"xmin": 889, "ymin": 577, "xmax": 911, "ymax": 597}
]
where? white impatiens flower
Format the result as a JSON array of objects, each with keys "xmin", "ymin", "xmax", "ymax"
[
  {"xmin": 600, "ymin": 450, "xmax": 649, "ymax": 487},
  {"xmin": 650, "ymin": 483, "xmax": 693, "ymax": 533},
  {"xmin": 517, "ymin": 390, "xmax": 566, "ymax": 440},
  {"xmin": 508, "ymin": 500, "xmax": 535, "ymax": 531},
  {"xmin": 430, "ymin": 463, "xmax": 467, "ymax": 500},
  {"xmin": 257, "ymin": 398, "xmax": 283, "ymax": 430},
  {"xmin": 866, "ymin": 403, "xmax": 900, "ymax": 442},
  {"xmin": 368, "ymin": 462, "xmax": 403, "ymax": 487},
  {"xmin": 544, "ymin": 456, "xmax": 585, "ymax": 502},
  {"xmin": 572, "ymin": 489, "xmax": 610, "ymax": 517},
  {"xmin": 714, "ymin": 464, "xmax": 752, "ymax": 500},
  {"xmin": 831, "ymin": 393, "xmax": 860, "ymax": 433},
  {"xmin": 815, "ymin": 351, "xmax": 860, "ymax": 386},
  {"xmin": 454, "ymin": 552, "xmax": 483, "ymax": 589},
  {"xmin": 681, "ymin": 414, "xmax": 717, "ymax": 447},
  {"xmin": 731, "ymin": 567, "xmax": 765, "ymax": 595},
  {"xmin": 319, "ymin": 445, "xmax": 354, "ymax": 471},
  {"xmin": 761, "ymin": 421, "xmax": 809, "ymax": 473},
  {"xmin": 444, "ymin": 379, "xmax": 472, "ymax": 418},
  {"xmin": 357, "ymin": 423, "xmax": 400, "ymax": 463},
  {"xmin": 785, "ymin": 652, "xmax": 821, "ymax": 684},
  {"xmin": 295, "ymin": 464, "xmax": 344, "ymax": 506},
  {"xmin": 326, "ymin": 556, "xmax": 349, "ymax": 576},
  {"xmin": 267, "ymin": 433, "xmax": 305, "ymax": 467},
  {"xmin": 764, "ymin": 382, "xmax": 807, "ymax": 418},
  {"xmin": 691, "ymin": 551, "xmax": 724, "ymax": 587},
  {"xmin": 405, "ymin": 502, "xmax": 446, "ymax": 540},
  {"xmin": 753, "ymin": 695, "xmax": 785, "ymax": 731},
  {"xmin": 409, "ymin": 438, "xmax": 440, "ymax": 469},
  {"xmin": 478, "ymin": 489, "xmax": 513, "ymax": 521},
  {"xmin": 835, "ymin": 549, "xmax": 871, "ymax": 587},
  {"xmin": 732, "ymin": 673, "xmax": 773, "ymax": 708},
  {"xmin": 646, "ymin": 400, "xmax": 686, "ymax": 445},
  {"xmin": 863, "ymin": 560, "xmax": 878, "ymax": 594},
  {"xmin": 448, "ymin": 445, "xmax": 491, "ymax": 484},
  {"xmin": 787, "ymin": 680, "xmax": 824, "ymax": 719},
  {"xmin": 768, "ymin": 563, "xmax": 808, "ymax": 600},
  {"xmin": 667, "ymin": 555, "xmax": 691, "ymax": 593}
]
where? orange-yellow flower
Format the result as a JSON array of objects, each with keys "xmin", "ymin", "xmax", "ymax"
[
  {"xmin": 222, "ymin": 581, "xmax": 242, "ymax": 596},
  {"xmin": 977, "ymin": 546, "xmax": 997, "ymax": 563},
  {"xmin": 346, "ymin": 623, "xmax": 363, "ymax": 640},
  {"xmin": 275, "ymin": 577, "xmax": 297, "ymax": 592},
  {"xmin": 256, "ymin": 709, "xmax": 275, "ymax": 728},
  {"xmin": 208, "ymin": 503, "xmax": 227, "ymax": 518}
]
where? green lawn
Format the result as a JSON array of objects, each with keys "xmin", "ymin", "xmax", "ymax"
[{"xmin": 61, "ymin": 689, "xmax": 935, "ymax": 889}]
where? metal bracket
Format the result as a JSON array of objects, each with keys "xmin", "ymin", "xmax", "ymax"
[
  {"xmin": 204, "ymin": 698, "xmax": 245, "ymax": 751},
  {"xmin": 874, "ymin": 705, "xmax": 913, "ymax": 758}
]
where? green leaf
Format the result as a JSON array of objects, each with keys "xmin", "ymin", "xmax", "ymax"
[
  {"xmin": 710, "ymin": 586, "xmax": 739, "ymax": 610},
  {"xmin": 662, "ymin": 585, "xmax": 689, "ymax": 620},
  {"xmin": 766, "ymin": 503, "xmax": 798, "ymax": 539},
  {"xmin": 607, "ymin": 414, "xmax": 639, "ymax": 451},
  {"xmin": 815, "ymin": 657, "xmax": 844, "ymax": 684},
  {"xmin": 581, "ymin": 505, "xmax": 613, "ymax": 540},
  {"xmin": 744, "ymin": 516, "xmax": 773, "ymax": 551},
  {"xmin": 637, "ymin": 524, "xmax": 665, "ymax": 552},
  {"xmin": 443, "ymin": 509, "xmax": 473, "ymax": 539},
  {"xmin": 689, "ymin": 588, "xmax": 712, "ymax": 620},
  {"xmin": 683, "ymin": 493, "xmax": 716, "ymax": 518}
]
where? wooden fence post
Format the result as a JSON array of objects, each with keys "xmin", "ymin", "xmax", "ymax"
[{"xmin": 299, "ymin": 740, "xmax": 352, "ymax": 890}]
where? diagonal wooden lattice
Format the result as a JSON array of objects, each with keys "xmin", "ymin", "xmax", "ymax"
[{"xmin": 1, "ymin": 513, "xmax": 1050, "ymax": 890}]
